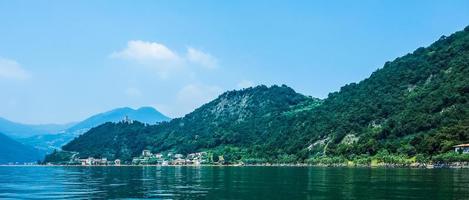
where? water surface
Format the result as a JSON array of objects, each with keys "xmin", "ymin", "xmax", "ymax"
[{"xmin": 0, "ymin": 166, "xmax": 468, "ymax": 199}]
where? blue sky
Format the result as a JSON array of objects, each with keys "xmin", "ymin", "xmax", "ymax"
[{"xmin": 0, "ymin": 1, "xmax": 468, "ymax": 124}]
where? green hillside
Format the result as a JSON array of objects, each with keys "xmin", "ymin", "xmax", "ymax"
[
  {"xmin": 61, "ymin": 85, "xmax": 321, "ymax": 161},
  {"xmin": 295, "ymin": 26, "xmax": 469, "ymax": 159},
  {"xmin": 53, "ymin": 26, "xmax": 469, "ymax": 164}
]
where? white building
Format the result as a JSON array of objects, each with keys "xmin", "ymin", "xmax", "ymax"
[
  {"xmin": 155, "ymin": 153, "xmax": 163, "ymax": 159},
  {"xmin": 454, "ymin": 144, "xmax": 469, "ymax": 154},
  {"xmin": 123, "ymin": 115, "xmax": 134, "ymax": 124},
  {"xmin": 142, "ymin": 150, "xmax": 152, "ymax": 157}
]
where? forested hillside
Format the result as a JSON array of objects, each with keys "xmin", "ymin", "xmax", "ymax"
[
  {"xmin": 62, "ymin": 85, "xmax": 321, "ymax": 161},
  {"xmin": 19, "ymin": 106, "xmax": 170, "ymax": 154},
  {"xmin": 55, "ymin": 26, "xmax": 469, "ymax": 164},
  {"xmin": 293, "ymin": 26, "xmax": 469, "ymax": 159}
]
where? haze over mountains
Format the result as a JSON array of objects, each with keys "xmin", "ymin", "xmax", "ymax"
[
  {"xmin": 0, "ymin": 107, "xmax": 170, "ymax": 164},
  {"xmin": 66, "ymin": 107, "xmax": 170, "ymax": 133},
  {"xmin": 0, "ymin": 118, "xmax": 75, "ymax": 139},
  {"xmin": 58, "ymin": 26, "xmax": 469, "ymax": 163},
  {"xmin": 0, "ymin": 133, "xmax": 43, "ymax": 164}
]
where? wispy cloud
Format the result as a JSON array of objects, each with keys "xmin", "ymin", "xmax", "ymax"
[
  {"xmin": 237, "ymin": 80, "xmax": 255, "ymax": 89},
  {"xmin": 111, "ymin": 41, "xmax": 223, "ymax": 117},
  {"xmin": 111, "ymin": 40, "xmax": 218, "ymax": 78},
  {"xmin": 111, "ymin": 40, "xmax": 182, "ymax": 78},
  {"xmin": 111, "ymin": 40, "xmax": 180, "ymax": 62},
  {"xmin": 186, "ymin": 47, "xmax": 218, "ymax": 69},
  {"xmin": 176, "ymin": 83, "xmax": 222, "ymax": 115},
  {"xmin": 0, "ymin": 57, "xmax": 30, "ymax": 80},
  {"xmin": 124, "ymin": 87, "xmax": 143, "ymax": 98}
]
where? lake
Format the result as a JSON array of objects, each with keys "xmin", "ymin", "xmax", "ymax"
[{"xmin": 0, "ymin": 166, "xmax": 468, "ymax": 199}]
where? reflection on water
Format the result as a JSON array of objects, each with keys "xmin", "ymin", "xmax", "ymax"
[{"xmin": 0, "ymin": 166, "xmax": 468, "ymax": 199}]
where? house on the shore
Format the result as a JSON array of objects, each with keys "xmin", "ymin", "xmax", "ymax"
[
  {"xmin": 78, "ymin": 157, "xmax": 108, "ymax": 166},
  {"xmin": 130, "ymin": 150, "xmax": 209, "ymax": 165},
  {"xmin": 454, "ymin": 144, "xmax": 469, "ymax": 154},
  {"xmin": 172, "ymin": 158, "xmax": 185, "ymax": 165},
  {"xmin": 142, "ymin": 150, "xmax": 152, "ymax": 157},
  {"xmin": 132, "ymin": 157, "xmax": 149, "ymax": 165},
  {"xmin": 155, "ymin": 153, "xmax": 163, "ymax": 159}
]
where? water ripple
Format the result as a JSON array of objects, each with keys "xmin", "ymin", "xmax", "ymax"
[{"xmin": 0, "ymin": 166, "xmax": 468, "ymax": 199}]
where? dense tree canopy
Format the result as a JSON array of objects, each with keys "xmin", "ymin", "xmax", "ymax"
[
  {"xmin": 63, "ymin": 85, "xmax": 322, "ymax": 162},
  {"xmin": 58, "ymin": 26, "xmax": 469, "ymax": 163}
]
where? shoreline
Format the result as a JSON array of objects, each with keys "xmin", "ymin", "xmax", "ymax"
[{"xmin": 2, "ymin": 163, "xmax": 469, "ymax": 169}]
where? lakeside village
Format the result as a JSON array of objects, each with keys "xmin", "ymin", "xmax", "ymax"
[
  {"xmin": 36, "ymin": 118, "xmax": 469, "ymax": 167},
  {"xmin": 50, "ymin": 150, "xmax": 230, "ymax": 166},
  {"xmin": 45, "ymin": 144, "xmax": 469, "ymax": 167},
  {"xmin": 46, "ymin": 117, "xmax": 232, "ymax": 166}
]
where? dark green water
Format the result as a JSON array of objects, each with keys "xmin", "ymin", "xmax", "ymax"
[{"xmin": 0, "ymin": 166, "xmax": 468, "ymax": 199}]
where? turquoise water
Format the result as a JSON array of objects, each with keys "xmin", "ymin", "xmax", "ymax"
[{"xmin": 0, "ymin": 166, "xmax": 468, "ymax": 199}]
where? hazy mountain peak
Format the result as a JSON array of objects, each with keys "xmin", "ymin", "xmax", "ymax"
[
  {"xmin": 67, "ymin": 106, "xmax": 170, "ymax": 132},
  {"xmin": 0, "ymin": 117, "xmax": 74, "ymax": 138},
  {"xmin": 11, "ymin": 106, "xmax": 171, "ymax": 155}
]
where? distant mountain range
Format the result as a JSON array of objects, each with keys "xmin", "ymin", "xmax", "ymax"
[
  {"xmin": 0, "ymin": 107, "xmax": 170, "ymax": 163},
  {"xmin": 66, "ymin": 106, "xmax": 170, "ymax": 133},
  {"xmin": 0, "ymin": 132, "xmax": 42, "ymax": 164},
  {"xmin": 0, "ymin": 117, "xmax": 75, "ymax": 139}
]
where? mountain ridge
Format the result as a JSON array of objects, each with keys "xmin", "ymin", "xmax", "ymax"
[
  {"xmin": 66, "ymin": 106, "xmax": 170, "ymax": 132},
  {"xmin": 15, "ymin": 106, "xmax": 170, "ymax": 155},
  {"xmin": 62, "ymin": 85, "xmax": 322, "ymax": 160},
  {"xmin": 0, "ymin": 117, "xmax": 75, "ymax": 138},
  {"xmin": 50, "ymin": 26, "xmax": 469, "ymax": 164}
]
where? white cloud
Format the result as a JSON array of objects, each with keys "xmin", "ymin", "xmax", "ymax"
[
  {"xmin": 111, "ymin": 40, "xmax": 182, "ymax": 78},
  {"xmin": 186, "ymin": 47, "xmax": 218, "ymax": 69},
  {"xmin": 237, "ymin": 80, "xmax": 255, "ymax": 89},
  {"xmin": 176, "ymin": 83, "xmax": 222, "ymax": 116},
  {"xmin": 109, "ymin": 41, "xmax": 224, "ymax": 119},
  {"xmin": 111, "ymin": 40, "xmax": 180, "ymax": 62},
  {"xmin": 124, "ymin": 87, "xmax": 142, "ymax": 98},
  {"xmin": 111, "ymin": 41, "xmax": 219, "ymax": 79},
  {"xmin": 0, "ymin": 58, "xmax": 30, "ymax": 80}
]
